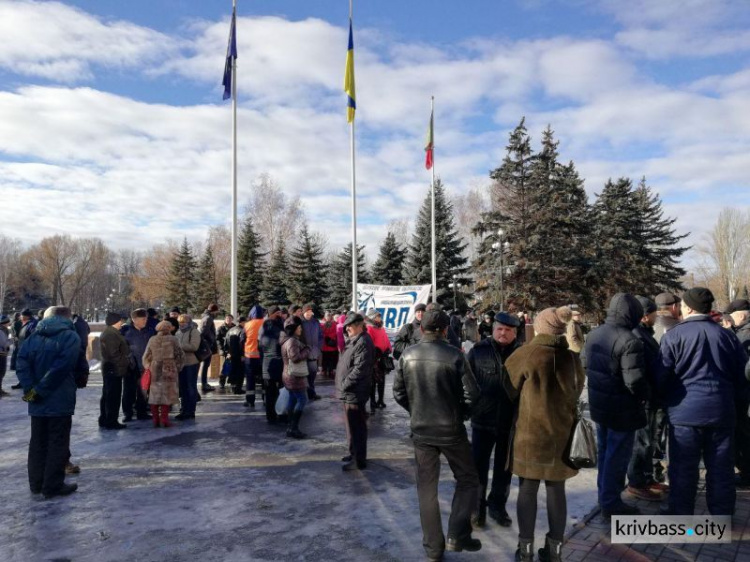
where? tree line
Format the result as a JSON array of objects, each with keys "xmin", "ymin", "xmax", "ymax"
[{"xmin": 2, "ymin": 119, "xmax": 700, "ymax": 317}]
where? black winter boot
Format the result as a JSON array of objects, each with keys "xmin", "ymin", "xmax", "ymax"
[
  {"xmin": 286, "ymin": 410, "xmax": 307, "ymax": 439},
  {"xmin": 515, "ymin": 538, "xmax": 534, "ymax": 562},
  {"xmin": 538, "ymin": 535, "xmax": 563, "ymax": 562}
]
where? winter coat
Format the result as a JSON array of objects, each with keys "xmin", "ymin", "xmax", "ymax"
[
  {"xmin": 505, "ymin": 334, "xmax": 585, "ymax": 481},
  {"xmin": 281, "ymin": 332, "xmax": 311, "ymax": 391},
  {"xmin": 302, "ymin": 317, "xmax": 324, "ymax": 360},
  {"xmin": 657, "ymin": 315, "xmax": 749, "ymax": 427},
  {"xmin": 217, "ymin": 322, "xmax": 234, "ymax": 356},
  {"xmin": 393, "ymin": 320, "xmax": 422, "ymax": 359},
  {"xmin": 16, "ymin": 316, "xmax": 80, "ymax": 417},
  {"xmin": 175, "ymin": 326, "xmax": 201, "ymax": 366},
  {"xmin": 0, "ymin": 326, "xmax": 9, "ymax": 355},
  {"xmin": 100, "ymin": 325, "xmax": 131, "ymax": 377},
  {"xmin": 225, "ymin": 325, "xmax": 246, "ymax": 386},
  {"xmin": 735, "ymin": 322, "xmax": 750, "ymax": 357},
  {"xmin": 632, "ymin": 322, "xmax": 660, "ymax": 407},
  {"xmin": 653, "ymin": 313, "xmax": 680, "ymax": 344},
  {"xmin": 122, "ymin": 324, "xmax": 155, "ymax": 373},
  {"xmin": 143, "ymin": 334, "xmax": 184, "ymax": 405},
  {"xmin": 243, "ymin": 307, "xmax": 265, "ymax": 359},
  {"xmin": 321, "ymin": 321, "xmax": 339, "ymax": 352},
  {"xmin": 18, "ymin": 318, "xmax": 38, "ymax": 347},
  {"xmin": 71, "ymin": 315, "xmax": 90, "ymax": 381},
  {"xmin": 336, "ymin": 315, "xmax": 347, "ymax": 352},
  {"xmin": 585, "ymin": 293, "xmax": 648, "ymax": 431},
  {"xmin": 260, "ymin": 318, "xmax": 284, "ymax": 382},
  {"xmin": 366, "ymin": 323, "xmax": 392, "ymax": 353},
  {"xmin": 566, "ymin": 321, "xmax": 584, "ymax": 354},
  {"xmin": 462, "ymin": 317, "xmax": 479, "ymax": 343},
  {"xmin": 336, "ymin": 331, "xmax": 375, "ymax": 404},
  {"xmin": 200, "ymin": 312, "xmax": 218, "ymax": 353},
  {"xmin": 467, "ymin": 338, "xmax": 521, "ymax": 433},
  {"xmin": 478, "ymin": 320, "xmax": 493, "ymax": 340},
  {"xmin": 393, "ymin": 333, "xmax": 480, "ymax": 446}
]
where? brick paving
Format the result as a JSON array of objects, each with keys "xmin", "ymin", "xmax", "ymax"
[{"xmin": 563, "ymin": 479, "xmax": 750, "ymax": 561}]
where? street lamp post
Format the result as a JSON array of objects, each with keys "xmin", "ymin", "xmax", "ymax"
[
  {"xmin": 450, "ymin": 274, "xmax": 458, "ymax": 310},
  {"xmin": 491, "ymin": 228, "xmax": 509, "ymax": 310}
]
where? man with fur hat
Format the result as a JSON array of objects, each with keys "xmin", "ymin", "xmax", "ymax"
[
  {"xmin": 627, "ymin": 296, "xmax": 667, "ymax": 501},
  {"xmin": 99, "ymin": 312, "xmax": 130, "ymax": 430},
  {"xmin": 653, "ymin": 293, "xmax": 681, "ymax": 343},
  {"xmin": 394, "ymin": 308, "xmax": 482, "ymax": 559},
  {"xmin": 467, "ymin": 311, "xmax": 522, "ymax": 528},
  {"xmin": 585, "ymin": 293, "xmax": 648, "ymax": 518},
  {"xmin": 658, "ymin": 288, "xmax": 750, "ymax": 514},
  {"xmin": 337, "ymin": 312, "xmax": 375, "ymax": 471},
  {"xmin": 393, "ymin": 302, "xmax": 427, "ymax": 359}
]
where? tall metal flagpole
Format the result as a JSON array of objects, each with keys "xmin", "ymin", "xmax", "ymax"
[
  {"xmin": 349, "ymin": 0, "xmax": 358, "ymax": 312},
  {"xmin": 230, "ymin": 0, "xmax": 239, "ymax": 318},
  {"xmin": 430, "ymin": 96, "xmax": 437, "ymax": 303}
]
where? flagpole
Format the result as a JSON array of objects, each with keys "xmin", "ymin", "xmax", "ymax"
[
  {"xmin": 430, "ymin": 96, "xmax": 437, "ymax": 303},
  {"xmin": 230, "ymin": 0, "xmax": 238, "ymax": 318},
  {"xmin": 349, "ymin": 0, "xmax": 358, "ymax": 312}
]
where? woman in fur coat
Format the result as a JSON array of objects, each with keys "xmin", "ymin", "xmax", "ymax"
[{"xmin": 143, "ymin": 321, "xmax": 185, "ymax": 427}]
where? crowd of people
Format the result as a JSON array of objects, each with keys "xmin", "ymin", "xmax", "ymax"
[{"xmin": 2, "ymin": 286, "xmax": 750, "ymax": 562}]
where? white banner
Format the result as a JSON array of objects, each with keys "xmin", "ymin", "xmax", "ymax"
[{"xmin": 356, "ymin": 284, "xmax": 432, "ymax": 337}]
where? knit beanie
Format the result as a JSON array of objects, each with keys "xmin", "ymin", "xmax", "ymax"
[
  {"xmin": 533, "ymin": 306, "xmax": 573, "ymax": 336},
  {"xmin": 683, "ymin": 287, "xmax": 714, "ymax": 314},
  {"xmin": 635, "ymin": 296, "xmax": 657, "ymax": 315},
  {"xmin": 105, "ymin": 312, "xmax": 123, "ymax": 326}
]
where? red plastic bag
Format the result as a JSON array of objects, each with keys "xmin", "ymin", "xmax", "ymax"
[{"xmin": 140, "ymin": 369, "xmax": 152, "ymax": 393}]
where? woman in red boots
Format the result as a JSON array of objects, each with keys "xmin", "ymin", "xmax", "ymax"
[{"xmin": 142, "ymin": 320, "xmax": 185, "ymax": 427}]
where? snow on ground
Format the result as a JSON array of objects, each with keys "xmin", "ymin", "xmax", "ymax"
[{"xmin": 0, "ymin": 371, "xmax": 597, "ymax": 561}]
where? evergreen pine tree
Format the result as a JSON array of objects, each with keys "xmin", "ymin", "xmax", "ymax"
[
  {"xmin": 404, "ymin": 178, "xmax": 469, "ymax": 307},
  {"xmin": 194, "ymin": 245, "xmax": 218, "ymax": 312},
  {"xmin": 259, "ymin": 240, "xmax": 291, "ymax": 307},
  {"xmin": 371, "ymin": 232, "xmax": 406, "ymax": 285},
  {"xmin": 165, "ymin": 238, "xmax": 197, "ymax": 313},
  {"xmin": 288, "ymin": 224, "xmax": 328, "ymax": 305},
  {"xmin": 237, "ymin": 218, "xmax": 265, "ymax": 313},
  {"xmin": 325, "ymin": 243, "xmax": 368, "ymax": 310}
]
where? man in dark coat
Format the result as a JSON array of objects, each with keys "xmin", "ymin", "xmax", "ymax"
[
  {"xmin": 336, "ymin": 312, "xmax": 375, "ymax": 472},
  {"xmin": 730, "ymin": 302, "xmax": 750, "ymax": 487},
  {"xmin": 259, "ymin": 307, "xmax": 284, "ymax": 423},
  {"xmin": 393, "ymin": 303, "xmax": 427, "ymax": 359},
  {"xmin": 653, "ymin": 292, "xmax": 681, "ymax": 344},
  {"xmin": 121, "ymin": 309, "xmax": 154, "ymax": 422},
  {"xmin": 9, "ymin": 311, "xmax": 22, "ymax": 371},
  {"xmin": 302, "ymin": 303, "xmax": 324, "ymax": 400},
  {"xmin": 467, "ymin": 312, "xmax": 521, "ymax": 528},
  {"xmin": 658, "ymin": 288, "xmax": 750, "ymax": 515},
  {"xmin": 585, "ymin": 293, "xmax": 648, "ymax": 517},
  {"xmin": 626, "ymin": 296, "xmax": 666, "ymax": 501},
  {"xmin": 16, "ymin": 307, "xmax": 80, "ymax": 498},
  {"xmin": 99, "ymin": 312, "xmax": 130, "ymax": 430},
  {"xmin": 394, "ymin": 308, "xmax": 482, "ymax": 559},
  {"xmin": 199, "ymin": 304, "xmax": 219, "ymax": 392},
  {"xmin": 11, "ymin": 309, "xmax": 37, "ymax": 389}
]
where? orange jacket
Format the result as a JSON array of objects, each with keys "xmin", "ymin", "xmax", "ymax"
[{"xmin": 243, "ymin": 319, "xmax": 263, "ymax": 358}]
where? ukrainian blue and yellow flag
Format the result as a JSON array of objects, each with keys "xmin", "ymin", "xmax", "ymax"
[{"xmin": 344, "ymin": 18, "xmax": 356, "ymax": 123}]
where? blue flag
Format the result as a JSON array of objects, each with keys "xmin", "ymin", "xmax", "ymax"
[{"xmin": 222, "ymin": 10, "xmax": 237, "ymax": 100}]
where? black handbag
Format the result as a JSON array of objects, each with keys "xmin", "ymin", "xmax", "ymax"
[
  {"xmin": 192, "ymin": 329, "xmax": 212, "ymax": 362},
  {"xmin": 381, "ymin": 353, "xmax": 395, "ymax": 372}
]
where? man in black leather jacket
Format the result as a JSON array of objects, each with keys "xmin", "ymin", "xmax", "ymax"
[
  {"xmin": 467, "ymin": 312, "xmax": 521, "ymax": 528},
  {"xmin": 585, "ymin": 293, "xmax": 648, "ymax": 518},
  {"xmin": 393, "ymin": 303, "xmax": 427, "ymax": 359},
  {"xmin": 394, "ymin": 309, "xmax": 482, "ymax": 560}
]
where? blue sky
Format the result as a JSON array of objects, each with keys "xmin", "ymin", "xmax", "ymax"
[{"xmin": 1, "ymin": 0, "xmax": 749, "ymax": 268}]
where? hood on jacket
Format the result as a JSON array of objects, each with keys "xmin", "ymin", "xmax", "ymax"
[
  {"xmin": 34, "ymin": 315, "xmax": 75, "ymax": 337},
  {"xmin": 249, "ymin": 305, "xmax": 265, "ymax": 320},
  {"xmin": 606, "ymin": 293, "xmax": 643, "ymax": 330}
]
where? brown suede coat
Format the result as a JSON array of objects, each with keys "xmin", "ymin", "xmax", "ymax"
[{"xmin": 505, "ymin": 334, "xmax": 585, "ymax": 481}]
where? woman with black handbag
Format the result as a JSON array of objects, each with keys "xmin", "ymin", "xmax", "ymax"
[{"xmin": 505, "ymin": 306, "xmax": 585, "ymax": 562}]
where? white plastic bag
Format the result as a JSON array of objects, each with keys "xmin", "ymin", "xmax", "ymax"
[{"xmin": 275, "ymin": 387, "xmax": 290, "ymax": 416}]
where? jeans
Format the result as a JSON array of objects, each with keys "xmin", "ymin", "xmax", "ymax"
[
  {"xmin": 414, "ymin": 439, "xmax": 479, "ymax": 559},
  {"xmin": 179, "ymin": 364, "xmax": 199, "ymax": 415},
  {"xmin": 200, "ymin": 355, "xmax": 212, "ymax": 388},
  {"xmin": 307, "ymin": 359, "xmax": 318, "ymax": 398},
  {"xmin": 669, "ymin": 424, "xmax": 735, "ymax": 515},
  {"xmin": 99, "ymin": 372, "xmax": 123, "ymax": 426},
  {"xmin": 122, "ymin": 369, "xmax": 148, "ymax": 418},
  {"xmin": 344, "ymin": 401, "xmax": 368, "ymax": 464},
  {"xmin": 28, "ymin": 416, "xmax": 72, "ymax": 494},
  {"xmin": 596, "ymin": 424, "xmax": 635, "ymax": 510},
  {"xmin": 245, "ymin": 357, "xmax": 261, "ymax": 405},
  {"xmin": 288, "ymin": 389, "xmax": 308, "ymax": 413},
  {"xmin": 471, "ymin": 427, "xmax": 512, "ymax": 516}
]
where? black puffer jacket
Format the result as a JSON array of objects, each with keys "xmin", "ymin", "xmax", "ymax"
[
  {"xmin": 259, "ymin": 318, "xmax": 284, "ymax": 382},
  {"xmin": 200, "ymin": 312, "xmax": 218, "ymax": 353},
  {"xmin": 336, "ymin": 331, "xmax": 375, "ymax": 404},
  {"xmin": 467, "ymin": 338, "xmax": 520, "ymax": 432},
  {"xmin": 393, "ymin": 333, "xmax": 480, "ymax": 445},
  {"xmin": 585, "ymin": 293, "xmax": 648, "ymax": 431}
]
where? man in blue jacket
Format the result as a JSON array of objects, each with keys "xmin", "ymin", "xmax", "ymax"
[
  {"xmin": 658, "ymin": 287, "xmax": 750, "ymax": 515},
  {"xmin": 121, "ymin": 309, "xmax": 154, "ymax": 422},
  {"xmin": 16, "ymin": 306, "xmax": 81, "ymax": 499},
  {"xmin": 585, "ymin": 293, "xmax": 648, "ymax": 518}
]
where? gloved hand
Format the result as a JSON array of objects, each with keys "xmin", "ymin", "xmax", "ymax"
[{"xmin": 22, "ymin": 388, "xmax": 40, "ymax": 403}]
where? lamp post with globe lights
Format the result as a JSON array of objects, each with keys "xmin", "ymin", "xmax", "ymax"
[{"xmin": 491, "ymin": 228, "xmax": 510, "ymax": 310}]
